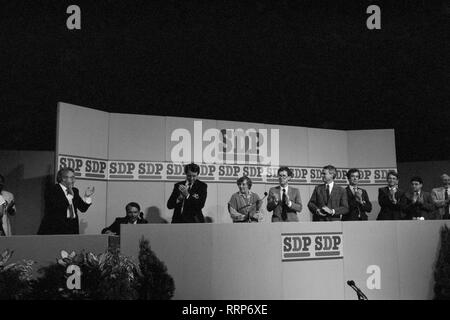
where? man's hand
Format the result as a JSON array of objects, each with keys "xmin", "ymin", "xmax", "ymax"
[
  {"xmin": 104, "ymin": 230, "xmax": 117, "ymax": 235},
  {"xmin": 355, "ymin": 189, "xmax": 363, "ymax": 203},
  {"xmin": 284, "ymin": 193, "xmax": 290, "ymax": 206},
  {"xmin": 321, "ymin": 206, "xmax": 333, "ymax": 215},
  {"xmin": 316, "ymin": 209, "xmax": 327, "ymax": 217},
  {"xmin": 84, "ymin": 186, "xmax": 95, "ymax": 197},
  {"xmin": 178, "ymin": 185, "xmax": 190, "ymax": 198}
]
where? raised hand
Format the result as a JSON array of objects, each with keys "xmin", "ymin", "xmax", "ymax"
[
  {"xmin": 178, "ymin": 185, "xmax": 189, "ymax": 198},
  {"xmin": 84, "ymin": 186, "xmax": 95, "ymax": 197}
]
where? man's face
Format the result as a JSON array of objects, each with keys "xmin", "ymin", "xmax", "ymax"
[
  {"xmin": 126, "ymin": 206, "xmax": 140, "ymax": 222},
  {"xmin": 411, "ymin": 181, "xmax": 423, "ymax": 193},
  {"xmin": 442, "ymin": 175, "xmax": 450, "ymax": 187},
  {"xmin": 61, "ymin": 171, "xmax": 75, "ymax": 188},
  {"xmin": 387, "ymin": 174, "xmax": 398, "ymax": 187},
  {"xmin": 278, "ymin": 170, "xmax": 290, "ymax": 187},
  {"xmin": 186, "ymin": 170, "xmax": 198, "ymax": 184},
  {"xmin": 348, "ymin": 171, "xmax": 360, "ymax": 186},
  {"xmin": 321, "ymin": 169, "xmax": 334, "ymax": 183}
]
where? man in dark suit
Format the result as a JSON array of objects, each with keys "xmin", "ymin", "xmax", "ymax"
[
  {"xmin": 308, "ymin": 165, "xmax": 349, "ymax": 221},
  {"xmin": 377, "ymin": 170, "xmax": 405, "ymax": 220},
  {"xmin": 267, "ymin": 166, "xmax": 303, "ymax": 222},
  {"xmin": 343, "ymin": 168, "xmax": 372, "ymax": 221},
  {"xmin": 167, "ymin": 163, "xmax": 207, "ymax": 223},
  {"xmin": 38, "ymin": 167, "xmax": 95, "ymax": 235},
  {"xmin": 402, "ymin": 176, "xmax": 437, "ymax": 220},
  {"xmin": 102, "ymin": 202, "xmax": 148, "ymax": 235}
]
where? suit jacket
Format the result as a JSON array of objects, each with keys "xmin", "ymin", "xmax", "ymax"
[
  {"xmin": 431, "ymin": 187, "xmax": 450, "ymax": 219},
  {"xmin": 376, "ymin": 187, "xmax": 405, "ymax": 220},
  {"xmin": 402, "ymin": 191, "xmax": 437, "ymax": 220},
  {"xmin": 38, "ymin": 184, "xmax": 91, "ymax": 235},
  {"xmin": 343, "ymin": 186, "xmax": 372, "ymax": 221},
  {"xmin": 101, "ymin": 217, "xmax": 148, "ymax": 235},
  {"xmin": 267, "ymin": 185, "xmax": 302, "ymax": 222},
  {"xmin": 308, "ymin": 183, "xmax": 349, "ymax": 221},
  {"xmin": 167, "ymin": 180, "xmax": 207, "ymax": 223}
]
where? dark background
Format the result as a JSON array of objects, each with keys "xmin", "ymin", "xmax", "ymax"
[{"xmin": 1, "ymin": 1, "xmax": 449, "ymax": 162}]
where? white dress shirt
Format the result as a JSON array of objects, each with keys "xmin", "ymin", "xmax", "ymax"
[{"xmin": 59, "ymin": 184, "xmax": 92, "ymax": 218}]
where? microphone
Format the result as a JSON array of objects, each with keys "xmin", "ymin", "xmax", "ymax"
[{"xmin": 346, "ymin": 280, "xmax": 368, "ymax": 300}]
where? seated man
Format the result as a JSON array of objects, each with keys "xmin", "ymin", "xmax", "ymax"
[
  {"xmin": 102, "ymin": 202, "xmax": 148, "ymax": 235},
  {"xmin": 402, "ymin": 176, "xmax": 436, "ymax": 220}
]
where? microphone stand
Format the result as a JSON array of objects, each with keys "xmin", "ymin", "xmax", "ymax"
[
  {"xmin": 347, "ymin": 280, "xmax": 368, "ymax": 300},
  {"xmin": 240, "ymin": 192, "xmax": 268, "ymax": 222}
]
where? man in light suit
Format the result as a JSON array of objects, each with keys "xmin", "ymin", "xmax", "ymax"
[
  {"xmin": 431, "ymin": 173, "xmax": 450, "ymax": 219},
  {"xmin": 308, "ymin": 165, "xmax": 349, "ymax": 221},
  {"xmin": 267, "ymin": 166, "xmax": 302, "ymax": 222},
  {"xmin": 37, "ymin": 167, "xmax": 95, "ymax": 235}
]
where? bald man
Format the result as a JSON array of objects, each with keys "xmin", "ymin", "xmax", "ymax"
[{"xmin": 431, "ymin": 174, "xmax": 450, "ymax": 219}]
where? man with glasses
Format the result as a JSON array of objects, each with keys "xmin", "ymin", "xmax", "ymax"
[
  {"xmin": 376, "ymin": 170, "xmax": 405, "ymax": 220},
  {"xmin": 402, "ymin": 176, "xmax": 436, "ymax": 220},
  {"xmin": 167, "ymin": 163, "xmax": 207, "ymax": 223},
  {"xmin": 37, "ymin": 167, "xmax": 95, "ymax": 234},
  {"xmin": 267, "ymin": 166, "xmax": 303, "ymax": 222}
]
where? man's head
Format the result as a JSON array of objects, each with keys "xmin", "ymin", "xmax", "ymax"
[
  {"xmin": 386, "ymin": 171, "xmax": 399, "ymax": 187},
  {"xmin": 125, "ymin": 202, "xmax": 141, "ymax": 223},
  {"xmin": 322, "ymin": 165, "xmax": 336, "ymax": 184},
  {"xmin": 410, "ymin": 176, "xmax": 423, "ymax": 193},
  {"xmin": 237, "ymin": 176, "xmax": 252, "ymax": 194},
  {"xmin": 441, "ymin": 174, "xmax": 450, "ymax": 188},
  {"xmin": 346, "ymin": 168, "xmax": 360, "ymax": 186},
  {"xmin": 56, "ymin": 167, "xmax": 75, "ymax": 188},
  {"xmin": 278, "ymin": 166, "xmax": 293, "ymax": 187},
  {"xmin": 0, "ymin": 174, "xmax": 4, "ymax": 192},
  {"xmin": 184, "ymin": 163, "xmax": 200, "ymax": 185}
]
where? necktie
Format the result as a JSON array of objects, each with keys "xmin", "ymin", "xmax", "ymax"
[
  {"xmin": 281, "ymin": 189, "xmax": 287, "ymax": 221},
  {"xmin": 444, "ymin": 188, "xmax": 449, "ymax": 219},
  {"xmin": 326, "ymin": 184, "xmax": 330, "ymax": 204},
  {"xmin": 66, "ymin": 190, "xmax": 75, "ymax": 219}
]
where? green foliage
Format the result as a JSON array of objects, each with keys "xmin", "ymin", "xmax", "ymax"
[
  {"xmin": 0, "ymin": 238, "xmax": 175, "ymax": 300},
  {"xmin": 31, "ymin": 249, "xmax": 140, "ymax": 300},
  {"xmin": 434, "ymin": 225, "xmax": 450, "ymax": 300},
  {"xmin": 0, "ymin": 249, "xmax": 35, "ymax": 300},
  {"xmin": 137, "ymin": 237, "xmax": 175, "ymax": 300}
]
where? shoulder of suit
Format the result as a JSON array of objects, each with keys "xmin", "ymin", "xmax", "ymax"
[
  {"xmin": 431, "ymin": 187, "xmax": 442, "ymax": 192},
  {"xmin": 269, "ymin": 186, "xmax": 279, "ymax": 191},
  {"xmin": 197, "ymin": 180, "xmax": 207, "ymax": 187}
]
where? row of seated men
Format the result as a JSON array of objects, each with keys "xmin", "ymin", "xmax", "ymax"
[{"xmin": 1, "ymin": 164, "xmax": 449, "ymax": 236}]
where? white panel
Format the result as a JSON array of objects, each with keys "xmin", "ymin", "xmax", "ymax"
[
  {"xmin": 57, "ymin": 102, "xmax": 109, "ymax": 159},
  {"xmin": 108, "ymin": 113, "xmax": 166, "ymax": 161},
  {"xmin": 266, "ymin": 124, "xmax": 309, "ymax": 166},
  {"xmin": 307, "ymin": 128, "xmax": 348, "ymax": 168},
  {"xmin": 347, "ymin": 129, "xmax": 397, "ymax": 168}
]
